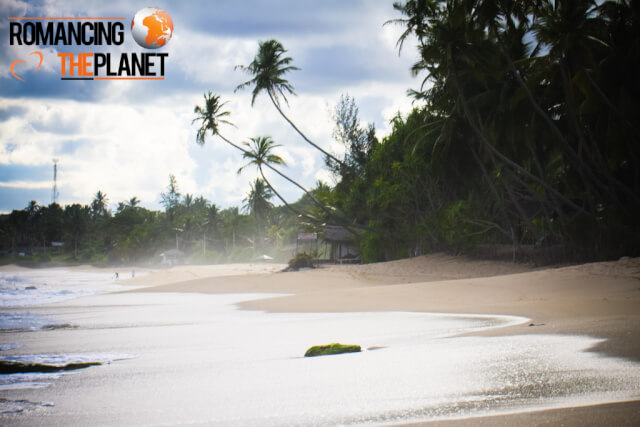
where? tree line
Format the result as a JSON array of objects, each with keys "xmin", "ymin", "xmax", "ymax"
[
  {"xmin": 2, "ymin": 0, "xmax": 638, "ymax": 265},
  {"xmin": 0, "ymin": 175, "xmax": 320, "ymax": 265}
]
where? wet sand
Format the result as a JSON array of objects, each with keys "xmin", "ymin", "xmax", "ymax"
[
  {"xmin": 122, "ymin": 255, "xmax": 640, "ymax": 424},
  {"xmin": 2, "ymin": 255, "xmax": 640, "ymax": 424}
]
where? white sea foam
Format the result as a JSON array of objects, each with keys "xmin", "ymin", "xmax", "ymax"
[
  {"xmin": 1, "ymin": 352, "xmax": 135, "ymax": 366},
  {"xmin": 0, "ymin": 398, "xmax": 54, "ymax": 415},
  {"xmin": 0, "ymin": 270, "xmax": 121, "ymax": 308}
]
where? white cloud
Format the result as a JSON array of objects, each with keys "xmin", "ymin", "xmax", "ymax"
[
  {"xmin": 0, "ymin": 180, "xmax": 51, "ymax": 189},
  {"xmin": 170, "ymin": 31, "xmax": 256, "ymax": 88},
  {"xmin": 0, "ymin": 1, "xmax": 421, "ymax": 212}
]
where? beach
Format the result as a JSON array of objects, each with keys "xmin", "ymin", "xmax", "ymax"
[{"xmin": 1, "ymin": 255, "xmax": 639, "ymax": 425}]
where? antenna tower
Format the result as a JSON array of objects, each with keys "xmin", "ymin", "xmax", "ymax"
[{"xmin": 52, "ymin": 158, "xmax": 59, "ymax": 204}]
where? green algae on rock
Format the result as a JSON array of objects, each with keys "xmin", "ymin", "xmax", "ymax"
[{"xmin": 304, "ymin": 343, "xmax": 361, "ymax": 357}]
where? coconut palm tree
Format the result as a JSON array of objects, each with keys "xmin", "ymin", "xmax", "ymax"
[
  {"xmin": 243, "ymin": 178, "xmax": 274, "ymax": 242},
  {"xmin": 237, "ymin": 136, "xmax": 320, "ymax": 221},
  {"xmin": 235, "ymin": 39, "xmax": 345, "ymax": 167},
  {"xmin": 193, "ymin": 92, "xmax": 327, "ymax": 222},
  {"xmin": 193, "ymin": 91, "xmax": 247, "ymax": 153},
  {"xmin": 91, "ymin": 190, "xmax": 109, "ymax": 219},
  {"xmin": 243, "ymin": 178, "xmax": 273, "ymax": 216}
]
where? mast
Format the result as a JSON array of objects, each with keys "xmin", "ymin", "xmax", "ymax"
[{"xmin": 52, "ymin": 158, "xmax": 59, "ymax": 204}]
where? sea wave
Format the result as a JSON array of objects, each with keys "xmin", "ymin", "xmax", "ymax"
[{"xmin": 0, "ymin": 270, "xmax": 120, "ymax": 308}]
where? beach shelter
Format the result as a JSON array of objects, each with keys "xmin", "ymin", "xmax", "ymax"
[
  {"xmin": 256, "ymin": 254, "xmax": 274, "ymax": 260},
  {"xmin": 323, "ymin": 225, "xmax": 360, "ymax": 263}
]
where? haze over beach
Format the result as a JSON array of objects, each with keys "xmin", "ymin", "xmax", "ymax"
[{"xmin": 2, "ymin": 0, "xmax": 640, "ymax": 426}]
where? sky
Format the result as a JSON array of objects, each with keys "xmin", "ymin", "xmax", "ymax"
[{"xmin": 0, "ymin": 0, "xmax": 420, "ymax": 213}]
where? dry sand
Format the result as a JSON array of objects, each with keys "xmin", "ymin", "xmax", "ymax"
[{"xmin": 123, "ymin": 254, "xmax": 640, "ymax": 425}]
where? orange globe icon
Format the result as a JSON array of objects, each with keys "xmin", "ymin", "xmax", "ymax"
[{"xmin": 131, "ymin": 7, "xmax": 173, "ymax": 49}]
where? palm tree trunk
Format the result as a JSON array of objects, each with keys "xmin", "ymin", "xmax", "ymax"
[
  {"xmin": 219, "ymin": 133, "xmax": 338, "ymax": 219},
  {"xmin": 267, "ymin": 90, "xmax": 345, "ymax": 167},
  {"xmin": 258, "ymin": 166, "xmax": 319, "ymax": 223},
  {"xmin": 219, "ymin": 132, "xmax": 368, "ymax": 234},
  {"xmin": 218, "ymin": 133, "xmax": 251, "ymax": 155},
  {"xmin": 499, "ymin": 46, "xmax": 638, "ymax": 208},
  {"xmin": 263, "ymin": 161, "xmax": 336, "ymax": 217},
  {"xmin": 450, "ymin": 59, "xmax": 586, "ymax": 216}
]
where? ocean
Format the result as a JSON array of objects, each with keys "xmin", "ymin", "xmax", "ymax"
[{"xmin": 1, "ymin": 269, "xmax": 640, "ymax": 425}]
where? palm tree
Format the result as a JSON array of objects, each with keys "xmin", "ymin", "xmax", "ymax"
[
  {"xmin": 235, "ymin": 39, "xmax": 345, "ymax": 167},
  {"xmin": 238, "ymin": 136, "xmax": 319, "ymax": 221},
  {"xmin": 127, "ymin": 197, "xmax": 140, "ymax": 208},
  {"xmin": 243, "ymin": 178, "xmax": 274, "ymax": 233},
  {"xmin": 193, "ymin": 91, "xmax": 247, "ymax": 153},
  {"xmin": 91, "ymin": 190, "xmax": 109, "ymax": 219},
  {"xmin": 193, "ymin": 92, "xmax": 328, "ymax": 222}
]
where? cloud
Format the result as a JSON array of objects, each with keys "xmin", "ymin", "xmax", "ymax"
[
  {"xmin": 0, "ymin": 0, "xmax": 420, "ymax": 213},
  {"xmin": 0, "ymin": 180, "xmax": 51, "ymax": 189}
]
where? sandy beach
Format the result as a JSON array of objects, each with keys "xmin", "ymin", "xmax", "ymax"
[
  {"xmin": 2, "ymin": 255, "xmax": 640, "ymax": 425},
  {"xmin": 124, "ymin": 255, "xmax": 640, "ymax": 424},
  {"xmin": 129, "ymin": 255, "xmax": 640, "ymax": 362}
]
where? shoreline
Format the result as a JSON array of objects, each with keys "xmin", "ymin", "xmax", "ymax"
[
  {"xmin": 124, "ymin": 256, "xmax": 640, "ymax": 362},
  {"xmin": 122, "ymin": 255, "xmax": 640, "ymax": 424},
  {"xmin": 2, "ymin": 255, "xmax": 639, "ymax": 425},
  {"xmin": 394, "ymin": 399, "xmax": 640, "ymax": 426}
]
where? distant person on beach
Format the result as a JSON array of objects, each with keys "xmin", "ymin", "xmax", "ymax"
[
  {"xmin": 114, "ymin": 272, "xmax": 119, "ymax": 280},
  {"xmin": 131, "ymin": 270, "xmax": 135, "ymax": 278}
]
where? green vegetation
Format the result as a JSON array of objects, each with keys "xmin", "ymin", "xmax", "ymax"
[
  {"xmin": 304, "ymin": 343, "xmax": 362, "ymax": 357},
  {"xmin": 0, "ymin": 176, "xmax": 308, "ymax": 266},
  {"xmin": 287, "ymin": 252, "xmax": 315, "ymax": 270},
  {"xmin": 3, "ymin": 1, "xmax": 639, "ymax": 266},
  {"xmin": 349, "ymin": 0, "xmax": 640, "ymax": 263}
]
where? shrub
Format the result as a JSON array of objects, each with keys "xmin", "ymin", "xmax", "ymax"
[{"xmin": 287, "ymin": 252, "xmax": 315, "ymax": 270}]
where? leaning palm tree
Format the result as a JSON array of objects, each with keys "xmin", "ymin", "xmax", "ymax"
[
  {"xmin": 238, "ymin": 136, "xmax": 322, "ymax": 221},
  {"xmin": 235, "ymin": 39, "xmax": 344, "ymax": 167},
  {"xmin": 193, "ymin": 92, "xmax": 318, "ymax": 221},
  {"xmin": 193, "ymin": 91, "xmax": 247, "ymax": 153}
]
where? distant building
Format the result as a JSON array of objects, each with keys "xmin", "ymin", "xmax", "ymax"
[
  {"xmin": 322, "ymin": 225, "xmax": 360, "ymax": 263},
  {"xmin": 160, "ymin": 249, "xmax": 185, "ymax": 266}
]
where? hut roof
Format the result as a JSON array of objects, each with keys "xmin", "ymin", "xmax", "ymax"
[{"xmin": 323, "ymin": 225, "xmax": 354, "ymax": 242}]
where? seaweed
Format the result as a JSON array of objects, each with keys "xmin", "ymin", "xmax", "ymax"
[{"xmin": 304, "ymin": 343, "xmax": 361, "ymax": 357}]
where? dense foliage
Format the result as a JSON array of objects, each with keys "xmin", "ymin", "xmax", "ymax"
[{"xmin": 332, "ymin": 0, "xmax": 640, "ymax": 263}]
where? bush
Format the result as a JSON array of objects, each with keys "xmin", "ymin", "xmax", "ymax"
[
  {"xmin": 287, "ymin": 252, "xmax": 315, "ymax": 270},
  {"xmin": 304, "ymin": 343, "xmax": 362, "ymax": 357}
]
